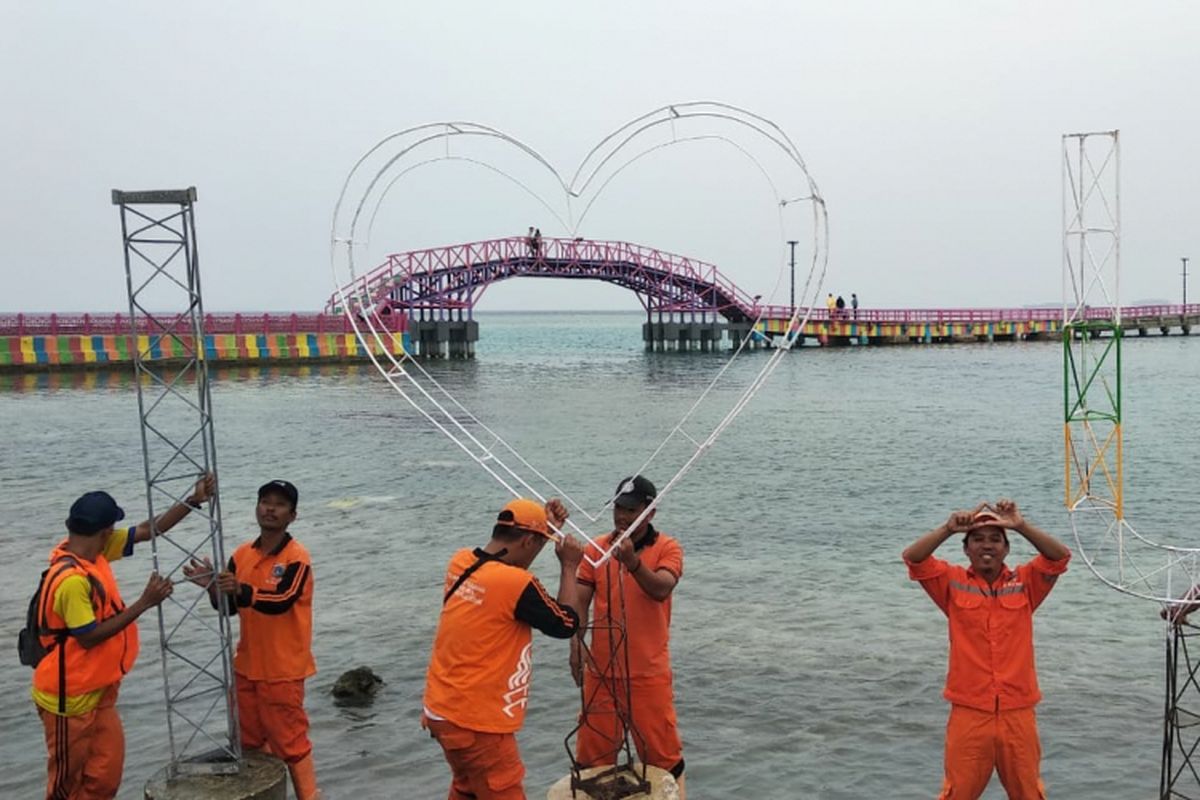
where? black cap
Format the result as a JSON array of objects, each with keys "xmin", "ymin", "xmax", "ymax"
[
  {"xmin": 258, "ymin": 480, "xmax": 298, "ymax": 508},
  {"xmin": 66, "ymin": 491, "xmax": 126, "ymax": 535},
  {"xmin": 613, "ymin": 475, "xmax": 656, "ymax": 510}
]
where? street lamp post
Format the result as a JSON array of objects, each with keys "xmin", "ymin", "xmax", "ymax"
[
  {"xmin": 787, "ymin": 240, "xmax": 798, "ymax": 315},
  {"xmin": 1183, "ymin": 257, "xmax": 1190, "ymax": 308}
]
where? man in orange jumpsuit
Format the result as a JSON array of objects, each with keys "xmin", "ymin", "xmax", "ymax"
[
  {"xmin": 423, "ymin": 497, "xmax": 584, "ymax": 800},
  {"xmin": 185, "ymin": 480, "xmax": 320, "ymax": 800},
  {"xmin": 902, "ymin": 498, "xmax": 1071, "ymax": 799},
  {"xmin": 31, "ymin": 475, "xmax": 214, "ymax": 799},
  {"xmin": 570, "ymin": 476, "xmax": 687, "ymax": 799}
]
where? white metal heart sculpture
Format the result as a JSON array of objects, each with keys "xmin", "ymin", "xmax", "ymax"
[{"xmin": 330, "ymin": 102, "xmax": 829, "ymax": 566}]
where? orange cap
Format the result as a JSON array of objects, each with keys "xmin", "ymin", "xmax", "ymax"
[
  {"xmin": 496, "ymin": 498, "xmax": 550, "ymax": 538},
  {"xmin": 970, "ymin": 510, "xmax": 1004, "ymax": 530}
]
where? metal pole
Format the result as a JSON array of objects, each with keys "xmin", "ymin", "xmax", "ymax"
[
  {"xmin": 787, "ymin": 239, "xmax": 798, "ymax": 314},
  {"xmin": 1183, "ymin": 257, "xmax": 1189, "ymax": 308}
]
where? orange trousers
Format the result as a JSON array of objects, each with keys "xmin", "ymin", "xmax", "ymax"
[
  {"xmin": 236, "ymin": 675, "xmax": 319, "ymax": 799},
  {"xmin": 236, "ymin": 675, "xmax": 312, "ymax": 762},
  {"xmin": 939, "ymin": 704, "xmax": 1046, "ymax": 800},
  {"xmin": 423, "ymin": 715, "xmax": 526, "ymax": 800},
  {"xmin": 576, "ymin": 673, "xmax": 683, "ymax": 776},
  {"xmin": 38, "ymin": 684, "xmax": 123, "ymax": 800}
]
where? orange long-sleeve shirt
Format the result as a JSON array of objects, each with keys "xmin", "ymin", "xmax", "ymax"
[
  {"xmin": 906, "ymin": 552, "xmax": 1069, "ymax": 712},
  {"xmin": 224, "ymin": 534, "xmax": 315, "ymax": 682}
]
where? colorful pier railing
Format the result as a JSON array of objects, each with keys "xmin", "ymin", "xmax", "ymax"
[
  {"xmin": 0, "ymin": 313, "xmax": 407, "ymax": 369},
  {"xmin": 752, "ymin": 304, "xmax": 1198, "ymax": 345}
]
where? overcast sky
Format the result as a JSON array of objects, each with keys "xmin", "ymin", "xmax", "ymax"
[{"xmin": 1, "ymin": 1, "xmax": 1196, "ymax": 313}]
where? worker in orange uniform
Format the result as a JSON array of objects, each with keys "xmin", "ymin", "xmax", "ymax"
[
  {"xmin": 570, "ymin": 476, "xmax": 687, "ymax": 799},
  {"xmin": 902, "ymin": 498, "xmax": 1071, "ymax": 800},
  {"xmin": 423, "ymin": 497, "xmax": 585, "ymax": 800},
  {"xmin": 31, "ymin": 475, "xmax": 214, "ymax": 800},
  {"xmin": 184, "ymin": 480, "xmax": 320, "ymax": 800}
]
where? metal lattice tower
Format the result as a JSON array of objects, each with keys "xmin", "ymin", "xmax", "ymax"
[
  {"xmin": 1060, "ymin": 133, "xmax": 1200, "ymax": 798},
  {"xmin": 1162, "ymin": 621, "xmax": 1200, "ymax": 799},
  {"xmin": 565, "ymin": 564, "xmax": 652, "ymax": 798},
  {"xmin": 1062, "ymin": 130, "xmax": 1122, "ymax": 525},
  {"xmin": 112, "ymin": 188, "xmax": 240, "ymax": 775}
]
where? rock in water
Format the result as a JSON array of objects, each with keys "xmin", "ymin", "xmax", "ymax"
[
  {"xmin": 547, "ymin": 764, "xmax": 679, "ymax": 800},
  {"xmin": 331, "ymin": 666, "xmax": 384, "ymax": 707}
]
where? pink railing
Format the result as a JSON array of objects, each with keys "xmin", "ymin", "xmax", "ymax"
[
  {"xmin": 328, "ymin": 236, "xmax": 761, "ymax": 315},
  {"xmin": 753, "ymin": 304, "xmax": 1200, "ymax": 324},
  {"xmin": 329, "ymin": 237, "xmax": 1200, "ymax": 325},
  {"xmin": 0, "ymin": 312, "xmax": 357, "ymax": 337}
]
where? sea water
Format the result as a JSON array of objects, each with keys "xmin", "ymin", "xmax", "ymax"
[{"xmin": 0, "ymin": 311, "xmax": 1195, "ymax": 799}]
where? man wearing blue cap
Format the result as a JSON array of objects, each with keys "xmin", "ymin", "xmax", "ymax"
[{"xmin": 31, "ymin": 474, "xmax": 214, "ymax": 800}]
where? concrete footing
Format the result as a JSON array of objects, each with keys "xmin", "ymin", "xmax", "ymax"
[
  {"xmin": 144, "ymin": 751, "xmax": 288, "ymax": 800},
  {"xmin": 547, "ymin": 764, "xmax": 679, "ymax": 800},
  {"xmin": 408, "ymin": 319, "xmax": 479, "ymax": 358},
  {"xmin": 643, "ymin": 321, "xmax": 724, "ymax": 352}
]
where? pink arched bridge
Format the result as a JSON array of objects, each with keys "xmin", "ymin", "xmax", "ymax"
[
  {"xmin": 328, "ymin": 236, "xmax": 765, "ymax": 322},
  {"xmin": 326, "ymin": 236, "xmax": 1198, "ymax": 345}
]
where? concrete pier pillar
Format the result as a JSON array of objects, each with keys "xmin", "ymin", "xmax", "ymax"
[
  {"xmin": 144, "ymin": 752, "xmax": 287, "ymax": 800},
  {"xmin": 410, "ymin": 319, "xmax": 479, "ymax": 359}
]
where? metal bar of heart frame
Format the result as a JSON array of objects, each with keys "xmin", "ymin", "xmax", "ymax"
[{"xmin": 330, "ymin": 102, "xmax": 828, "ymax": 570}]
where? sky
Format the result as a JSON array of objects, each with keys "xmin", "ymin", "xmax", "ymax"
[{"xmin": 1, "ymin": 1, "xmax": 1197, "ymax": 313}]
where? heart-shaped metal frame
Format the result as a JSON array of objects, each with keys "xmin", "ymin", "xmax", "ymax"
[{"xmin": 330, "ymin": 102, "xmax": 829, "ymax": 567}]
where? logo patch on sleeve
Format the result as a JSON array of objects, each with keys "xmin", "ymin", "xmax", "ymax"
[{"xmin": 272, "ymin": 564, "xmax": 285, "ymax": 578}]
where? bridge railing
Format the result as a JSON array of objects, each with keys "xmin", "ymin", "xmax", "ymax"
[
  {"xmin": 331, "ymin": 236, "xmax": 766, "ymax": 315},
  {"xmin": 0, "ymin": 312, "xmax": 357, "ymax": 337},
  {"xmin": 750, "ymin": 304, "xmax": 1200, "ymax": 323}
]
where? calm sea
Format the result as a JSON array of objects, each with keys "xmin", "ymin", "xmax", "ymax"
[{"xmin": 0, "ymin": 311, "xmax": 1196, "ymax": 799}]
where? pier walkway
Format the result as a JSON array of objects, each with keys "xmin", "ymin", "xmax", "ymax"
[
  {"xmin": 2, "ymin": 232, "xmax": 1195, "ymax": 367},
  {"xmin": 330, "ymin": 236, "xmax": 1198, "ymax": 355}
]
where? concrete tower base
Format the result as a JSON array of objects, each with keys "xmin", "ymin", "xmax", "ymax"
[
  {"xmin": 144, "ymin": 751, "xmax": 288, "ymax": 800},
  {"xmin": 547, "ymin": 764, "xmax": 679, "ymax": 800}
]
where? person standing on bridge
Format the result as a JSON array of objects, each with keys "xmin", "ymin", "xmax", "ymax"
[
  {"xmin": 851, "ymin": 292, "xmax": 859, "ymax": 319},
  {"xmin": 29, "ymin": 475, "xmax": 214, "ymax": 800},
  {"xmin": 526, "ymin": 226, "xmax": 536, "ymax": 256},
  {"xmin": 835, "ymin": 295, "xmax": 846, "ymax": 319},
  {"xmin": 826, "ymin": 292, "xmax": 836, "ymax": 318},
  {"xmin": 422, "ymin": 497, "xmax": 584, "ymax": 800},
  {"xmin": 570, "ymin": 475, "xmax": 687, "ymax": 799},
  {"xmin": 533, "ymin": 227, "xmax": 543, "ymax": 258},
  {"xmin": 902, "ymin": 499, "xmax": 1071, "ymax": 799},
  {"xmin": 184, "ymin": 480, "xmax": 321, "ymax": 800}
]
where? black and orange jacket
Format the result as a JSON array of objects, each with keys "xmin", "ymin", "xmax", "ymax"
[
  {"xmin": 424, "ymin": 547, "xmax": 579, "ymax": 733},
  {"xmin": 218, "ymin": 533, "xmax": 315, "ymax": 682}
]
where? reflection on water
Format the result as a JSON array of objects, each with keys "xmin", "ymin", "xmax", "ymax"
[{"xmin": 0, "ymin": 363, "xmax": 382, "ymax": 393}]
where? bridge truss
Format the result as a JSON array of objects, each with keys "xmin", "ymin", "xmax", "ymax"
[{"xmin": 328, "ymin": 236, "xmax": 760, "ymax": 324}]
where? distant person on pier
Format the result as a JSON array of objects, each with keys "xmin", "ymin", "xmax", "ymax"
[
  {"xmin": 422, "ymin": 498, "xmax": 584, "ymax": 800},
  {"xmin": 851, "ymin": 292, "xmax": 859, "ymax": 319},
  {"xmin": 902, "ymin": 499, "xmax": 1071, "ymax": 800},
  {"xmin": 184, "ymin": 480, "xmax": 321, "ymax": 800},
  {"xmin": 533, "ymin": 227, "xmax": 543, "ymax": 257},
  {"xmin": 29, "ymin": 475, "xmax": 214, "ymax": 800},
  {"xmin": 826, "ymin": 292, "xmax": 836, "ymax": 319},
  {"xmin": 835, "ymin": 295, "xmax": 846, "ymax": 319},
  {"xmin": 570, "ymin": 475, "xmax": 688, "ymax": 799},
  {"xmin": 526, "ymin": 226, "xmax": 536, "ymax": 256}
]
